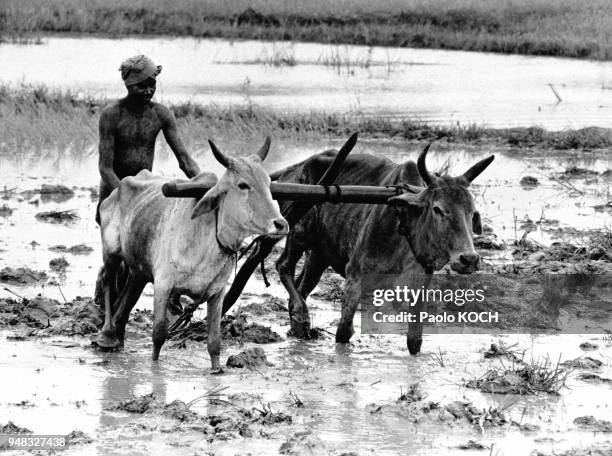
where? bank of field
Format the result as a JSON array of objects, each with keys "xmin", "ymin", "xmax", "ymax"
[
  {"xmin": 3, "ymin": 85, "xmax": 612, "ymax": 155},
  {"xmin": 2, "ymin": 0, "xmax": 612, "ymax": 60}
]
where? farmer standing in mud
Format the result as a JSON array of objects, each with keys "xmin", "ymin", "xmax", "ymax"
[{"xmin": 94, "ymin": 55, "xmax": 200, "ymax": 314}]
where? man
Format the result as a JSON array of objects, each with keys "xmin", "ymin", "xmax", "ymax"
[
  {"xmin": 96, "ymin": 54, "xmax": 200, "ymax": 223},
  {"xmin": 94, "ymin": 55, "xmax": 200, "ymax": 317}
]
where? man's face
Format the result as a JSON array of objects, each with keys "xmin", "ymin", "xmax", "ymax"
[{"xmin": 127, "ymin": 78, "xmax": 156, "ymax": 105}]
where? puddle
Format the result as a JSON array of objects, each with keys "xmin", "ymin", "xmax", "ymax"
[{"xmin": 3, "ymin": 36, "xmax": 612, "ymax": 129}]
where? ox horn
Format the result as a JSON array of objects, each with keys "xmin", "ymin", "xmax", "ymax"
[
  {"xmin": 208, "ymin": 140, "xmax": 231, "ymax": 168},
  {"xmin": 256, "ymin": 136, "xmax": 271, "ymax": 162},
  {"xmin": 460, "ymin": 155, "xmax": 495, "ymax": 183},
  {"xmin": 417, "ymin": 143, "xmax": 435, "ymax": 188}
]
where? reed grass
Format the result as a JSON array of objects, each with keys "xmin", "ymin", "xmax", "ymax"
[
  {"xmin": 2, "ymin": 85, "xmax": 612, "ymax": 155},
  {"xmin": 2, "ymin": 0, "xmax": 612, "ymax": 59}
]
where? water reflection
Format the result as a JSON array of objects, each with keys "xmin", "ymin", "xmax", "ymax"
[{"xmin": 2, "ymin": 37, "xmax": 612, "ymax": 129}]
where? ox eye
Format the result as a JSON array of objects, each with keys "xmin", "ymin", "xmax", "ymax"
[
  {"xmin": 238, "ymin": 182, "xmax": 250, "ymax": 190},
  {"xmin": 433, "ymin": 206, "xmax": 445, "ymax": 217}
]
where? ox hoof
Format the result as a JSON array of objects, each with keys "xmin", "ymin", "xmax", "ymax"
[
  {"xmin": 289, "ymin": 320, "xmax": 312, "ymax": 339},
  {"xmin": 210, "ymin": 367, "xmax": 225, "ymax": 375},
  {"xmin": 91, "ymin": 332, "xmax": 121, "ymax": 350},
  {"xmin": 407, "ymin": 338, "xmax": 423, "ymax": 355}
]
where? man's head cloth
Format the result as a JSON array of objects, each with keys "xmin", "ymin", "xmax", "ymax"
[{"xmin": 119, "ymin": 55, "xmax": 162, "ymax": 87}]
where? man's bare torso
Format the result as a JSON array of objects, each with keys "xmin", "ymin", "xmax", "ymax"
[{"xmin": 99, "ymin": 99, "xmax": 167, "ymax": 199}]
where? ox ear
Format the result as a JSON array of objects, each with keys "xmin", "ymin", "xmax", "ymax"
[
  {"xmin": 388, "ymin": 194, "xmax": 425, "ymax": 236},
  {"xmin": 388, "ymin": 193, "xmax": 426, "ymax": 215},
  {"xmin": 191, "ymin": 186, "xmax": 222, "ymax": 219},
  {"xmin": 472, "ymin": 211, "xmax": 483, "ymax": 235}
]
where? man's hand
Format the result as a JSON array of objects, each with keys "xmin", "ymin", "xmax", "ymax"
[
  {"xmin": 160, "ymin": 106, "xmax": 201, "ymax": 178},
  {"xmin": 98, "ymin": 109, "xmax": 121, "ymax": 190}
]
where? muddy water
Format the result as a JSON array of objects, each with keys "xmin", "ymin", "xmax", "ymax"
[
  {"xmin": 1, "ymin": 138, "xmax": 609, "ymax": 300},
  {"xmin": 3, "ymin": 37, "xmax": 612, "ymax": 129},
  {"xmin": 1, "ymin": 316, "xmax": 611, "ymax": 455}
]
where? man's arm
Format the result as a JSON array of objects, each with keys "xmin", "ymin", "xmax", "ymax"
[
  {"xmin": 98, "ymin": 109, "xmax": 121, "ymax": 190},
  {"xmin": 159, "ymin": 106, "xmax": 201, "ymax": 178}
]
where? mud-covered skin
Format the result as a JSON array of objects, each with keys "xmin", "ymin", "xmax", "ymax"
[
  {"xmin": 97, "ymin": 93, "xmax": 200, "ymax": 208},
  {"xmin": 274, "ymin": 149, "xmax": 493, "ymax": 354}
]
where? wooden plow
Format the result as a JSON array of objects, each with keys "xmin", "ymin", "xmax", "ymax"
[{"xmin": 162, "ymin": 133, "xmax": 409, "ymax": 322}]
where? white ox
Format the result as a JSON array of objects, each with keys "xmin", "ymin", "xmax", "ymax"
[{"xmin": 94, "ymin": 138, "xmax": 288, "ymax": 370}]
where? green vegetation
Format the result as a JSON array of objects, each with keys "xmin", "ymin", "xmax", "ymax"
[
  {"xmin": 2, "ymin": 0, "xmax": 612, "ymax": 59},
  {"xmin": 2, "ymin": 85, "xmax": 612, "ymax": 154}
]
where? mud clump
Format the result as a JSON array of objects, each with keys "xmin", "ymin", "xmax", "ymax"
[
  {"xmin": 577, "ymin": 373, "xmax": 612, "ymax": 384},
  {"xmin": 229, "ymin": 313, "xmax": 282, "ymax": 343},
  {"xmin": 49, "ymin": 244, "xmax": 93, "ymax": 255},
  {"xmin": 108, "ymin": 393, "xmax": 157, "ymax": 414},
  {"xmin": 39, "ymin": 184, "xmax": 75, "ymax": 202},
  {"xmin": 0, "ymin": 266, "xmax": 47, "ymax": 285},
  {"xmin": 48, "ymin": 298, "xmax": 104, "ymax": 336},
  {"xmin": 279, "ymin": 431, "xmax": 327, "ymax": 456},
  {"xmin": 579, "ymin": 341, "xmax": 598, "ymax": 351},
  {"xmin": 483, "ymin": 342, "xmax": 521, "ymax": 362},
  {"xmin": 169, "ymin": 312, "xmax": 282, "ymax": 345},
  {"xmin": 573, "ymin": 415, "xmax": 612, "ymax": 432},
  {"xmin": 473, "ymin": 234, "xmax": 505, "ymax": 250},
  {"xmin": 443, "ymin": 401, "xmax": 507, "ymax": 428},
  {"xmin": 562, "ymin": 356, "xmax": 603, "ymax": 370},
  {"xmin": 0, "ymin": 296, "xmax": 107, "ymax": 337},
  {"xmin": 466, "ymin": 362, "xmax": 569, "ymax": 395},
  {"xmin": 163, "ymin": 400, "xmax": 201, "ymax": 422},
  {"xmin": 253, "ymin": 403, "xmax": 292, "ymax": 425},
  {"xmin": 66, "ymin": 430, "xmax": 93, "ymax": 445},
  {"xmin": 226, "ymin": 347, "xmax": 272, "ymax": 369},
  {"xmin": 49, "ymin": 256, "xmax": 69, "ymax": 272},
  {"xmin": 0, "ymin": 421, "xmax": 32, "ymax": 434},
  {"xmin": 398, "ymin": 384, "xmax": 422, "ymax": 404},
  {"xmin": 557, "ymin": 166, "xmax": 599, "ymax": 179},
  {"xmin": 35, "ymin": 210, "xmax": 79, "ymax": 223},
  {"xmin": 457, "ymin": 440, "xmax": 488, "ymax": 450},
  {"xmin": 0, "ymin": 296, "xmax": 60, "ymax": 328},
  {"xmin": 520, "ymin": 176, "xmax": 539, "ymax": 187},
  {"xmin": 240, "ymin": 294, "xmax": 288, "ymax": 316},
  {"xmin": 0, "ymin": 204, "xmax": 14, "ymax": 217}
]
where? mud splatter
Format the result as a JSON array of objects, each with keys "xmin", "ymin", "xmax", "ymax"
[{"xmin": 226, "ymin": 347, "xmax": 272, "ymax": 368}]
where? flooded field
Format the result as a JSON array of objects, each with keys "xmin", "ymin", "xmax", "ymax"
[
  {"xmin": 3, "ymin": 36, "xmax": 612, "ymax": 129},
  {"xmin": 0, "ymin": 137, "xmax": 611, "ymax": 455},
  {"xmin": 1, "ymin": 32, "xmax": 612, "ymax": 456}
]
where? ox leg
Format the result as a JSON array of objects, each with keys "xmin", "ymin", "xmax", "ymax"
[
  {"xmin": 296, "ymin": 252, "xmax": 328, "ymax": 300},
  {"xmin": 206, "ymin": 293, "xmax": 223, "ymax": 372},
  {"xmin": 112, "ymin": 275, "xmax": 147, "ymax": 344},
  {"xmin": 94, "ymin": 255, "xmax": 123, "ymax": 348},
  {"xmin": 152, "ymin": 284, "xmax": 171, "ymax": 361},
  {"xmin": 276, "ymin": 236, "xmax": 311, "ymax": 338},
  {"xmin": 336, "ymin": 280, "xmax": 360, "ymax": 343},
  {"xmin": 407, "ymin": 297, "xmax": 424, "ymax": 356}
]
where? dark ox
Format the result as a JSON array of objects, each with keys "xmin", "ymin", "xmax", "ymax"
[
  {"xmin": 96, "ymin": 138, "xmax": 288, "ymax": 370},
  {"xmin": 273, "ymin": 145, "xmax": 494, "ymax": 354}
]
